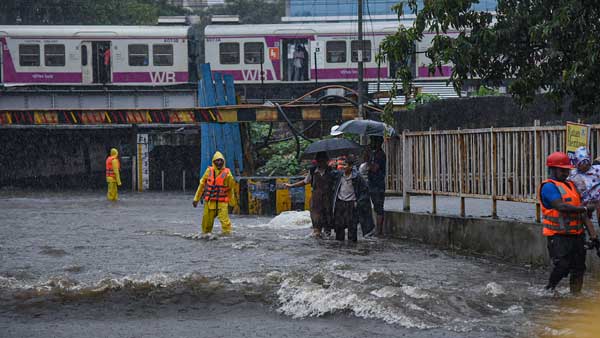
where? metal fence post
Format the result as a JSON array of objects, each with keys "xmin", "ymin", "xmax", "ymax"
[
  {"xmin": 491, "ymin": 127, "xmax": 497, "ymax": 218},
  {"xmin": 458, "ymin": 129, "xmax": 465, "ymax": 217},
  {"xmin": 402, "ymin": 130, "xmax": 411, "ymax": 211},
  {"xmin": 161, "ymin": 170, "xmax": 165, "ymax": 192},
  {"xmin": 534, "ymin": 120, "xmax": 541, "ymax": 223},
  {"xmin": 429, "ymin": 127, "xmax": 436, "ymax": 214},
  {"xmin": 183, "ymin": 170, "xmax": 186, "ymax": 193}
]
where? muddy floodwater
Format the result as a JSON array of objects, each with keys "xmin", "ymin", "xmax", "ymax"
[{"xmin": 0, "ymin": 191, "xmax": 594, "ymax": 337}]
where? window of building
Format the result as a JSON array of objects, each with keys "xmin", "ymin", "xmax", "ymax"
[
  {"xmin": 19, "ymin": 44, "xmax": 40, "ymax": 67},
  {"xmin": 128, "ymin": 44, "xmax": 149, "ymax": 66},
  {"xmin": 44, "ymin": 44, "xmax": 65, "ymax": 67},
  {"xmin": 326, "ymin": 41, "xmax": 346, "ymax": 63},
  {"xmin": 153, "ymin": 44, "xmax": 173, "ymax": 66},
  {"xmin": 244, "ymin": 42, "xmax": 264, "ymax": 64},
  {"xmin": 81, "ymin": 45, "xmax": 88, "ymax": 66},
  {"xmin": 219, "ymin": 42, "xmax": 240, "ymax": 64},
  {"xmin": 351, "ymin": 40, "xmax": 372, "ymax": 62}
]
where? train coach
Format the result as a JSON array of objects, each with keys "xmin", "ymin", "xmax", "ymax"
[
  {"xmin": 0, "ymin": 25, "xmax": 191, "ymax": 86},
  {"xmin": 205, "ymin": 20, "xmax": 454, "ymax": 85},
  {"xmin": 0, "ymin": 21, "xmax": 454, "ymax": 99}
]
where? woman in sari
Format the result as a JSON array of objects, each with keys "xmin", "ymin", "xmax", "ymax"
[{"xmin": 568, "ymin": 147, "xmax": 600, "ymax": 222}]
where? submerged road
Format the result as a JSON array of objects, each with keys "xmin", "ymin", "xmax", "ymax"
[{"xmin": 0, "ymin": 191, "xmax": 594, "ymax": 337}]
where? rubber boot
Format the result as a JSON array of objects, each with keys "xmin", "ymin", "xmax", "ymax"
[{"xmin": 569, "ymin": 274, "xmax": 584, "ymax": 294}]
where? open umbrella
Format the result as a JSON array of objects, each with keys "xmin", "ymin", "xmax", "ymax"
[
  {"xmin": 336, "ymin": 119, "xmax": 396, "ymax": 137},
  {"xmin": 302, "ymin": 138, "xmax": 361, "ymax": 159}
]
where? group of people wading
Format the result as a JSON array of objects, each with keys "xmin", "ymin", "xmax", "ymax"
[{"xmin": 285, "ymin": 136, "xmax": 387, "ymax": 241}]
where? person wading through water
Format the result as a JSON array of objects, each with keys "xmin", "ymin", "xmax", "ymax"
[
  {"xmin": 540, "ymin": 151, "xmax": 598, "ymax": 294},
  {"xmin": 285, "ymin": 151, "xmax": 336, "ymax": 238},
  {"xmin": 105, "ymin": 148, "xmax": 121, "ymax": 201},
  {"xmin": 332, "ymin": 156, "xmax": 369, "ymax": 242},
  {"xmin": 193, "ymin": 151, "xmax": 237, "ymax": 239}
]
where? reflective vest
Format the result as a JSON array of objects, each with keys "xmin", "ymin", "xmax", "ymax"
[
  {"xmin": 204, "ymin": 167, "xmax": 230, "ymax": 202},
  {"xmin": 105, "ymin": 155, "xmax": 120, "ymax": 178},
  {"xmin": 539, "ymin": 179, "xmax": 585, "ymax": 236}
]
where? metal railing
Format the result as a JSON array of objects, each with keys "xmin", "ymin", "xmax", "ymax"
[{"xmin": 384, "ymin": 123, "xmax": 595, "ymax": 221}]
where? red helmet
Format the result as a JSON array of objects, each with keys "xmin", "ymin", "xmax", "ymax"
[{"xmin": 546, "ymin": 151, "xmax": 574, "ymax": 169}]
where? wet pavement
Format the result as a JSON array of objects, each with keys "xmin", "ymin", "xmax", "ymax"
[
  {"xmin": 0, "ymin": 191, "xmax": 594, "ymax": 337},
  {"xmin": 385, "ymin": 195, "xmax": 537, "ymax": 222}
]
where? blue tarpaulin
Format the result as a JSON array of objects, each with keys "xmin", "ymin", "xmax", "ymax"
[{"xmin": 199, "ymin": 64, "xmax": 244, "ymax": 176}]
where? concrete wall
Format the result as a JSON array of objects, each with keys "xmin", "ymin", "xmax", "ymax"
[{"xmin": 385, "ymin": 210, "xmax": 600, "ymax": 270}]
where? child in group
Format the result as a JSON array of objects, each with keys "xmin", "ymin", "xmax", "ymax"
[
  {"xmin": 569, "ymin": 146, "xmax": 600, "ymax": 224},
  {"xmin": 332, "ymin": 156, "xmax": 369, "ymax": 242}
]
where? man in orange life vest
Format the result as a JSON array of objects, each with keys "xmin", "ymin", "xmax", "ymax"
[
  {"xmin": 540, "ymin": 151, "xmax": 598, "ymax": 293},
  {"xmin": 105, "ymin": 148, "xmax": 121, "ymax": 201},
  {"xmin": 192, "ymin": 151, "xmax": 237, "ymax": 238}
]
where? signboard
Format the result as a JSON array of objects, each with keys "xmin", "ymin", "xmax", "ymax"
[
  {"xmin": 268, "ymin": 47, "xmax": 280, "ymax": 61},
  {"xmin": 566, "ymin": 122, "xmax": 591, "ymax": 164},
  {"xmin": 137, "ymin": 134, "xmax": 149, "ymax": 191}
]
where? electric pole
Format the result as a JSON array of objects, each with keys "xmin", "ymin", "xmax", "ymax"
[{"xmin": 357, "ymin": 0, "xmax": 364, "ymax": 120}]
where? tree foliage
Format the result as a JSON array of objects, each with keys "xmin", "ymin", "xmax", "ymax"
[
  {"xmin": 249, "ymin": 123, "xmax": 310, "ymax": 176},
  {"xmin": 200, "ymin": 0, "xmax": 285, "ymax": 24},
  {"xmin": 0, "ymin": 0, "xmax": 188, "ymax": 25},
  {"xmin": 381, "ymin": 0, "xmax": 600, "ymax": 114}
]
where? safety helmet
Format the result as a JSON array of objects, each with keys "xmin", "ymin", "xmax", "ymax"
[{"xmin": 546, "ymin": 151, "xmax": 574, "ymax": 169}]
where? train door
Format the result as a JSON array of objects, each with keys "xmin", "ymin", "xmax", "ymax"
[
  {"xmin": 310, "ymin": 41, "xmax": 324, "ymax": 82},
  {"xmin": 91, "ymin": 41, "xmax": 111, "ymax": 84},
  {"xmin": 0, "ymin": 39, "xmax": 3, "ymax": 83},
  {"xmin": 281, "ymin": 39, "xmax": 309, "ymax": 81},
  {"xmin": 81, "ymin": 42, "xmax": 93, "ymax": 84}
]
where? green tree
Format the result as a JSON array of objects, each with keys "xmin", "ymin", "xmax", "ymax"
[
  {"xmin": 0, "ymin": 0, "xmax": 188, "ymax": 25},
  {"xmin": 381, "ymin": 0, "xmax": 600, "ymax": 114}
]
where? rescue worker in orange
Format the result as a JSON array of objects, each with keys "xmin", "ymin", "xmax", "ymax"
[
  {"xmin": 105, "ymin": 148, "xmax": 121, "ymax": 201},
  {"xmin": 540, "ymin": 151, "xmax": 598, "ymax": 293},
  {"xmin": 192, "ymin": 151, "xmax": 237, "ymax": 238}
]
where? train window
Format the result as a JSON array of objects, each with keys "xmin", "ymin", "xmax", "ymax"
[
  {"xmin": 244, "ymin": 42, "xmax": 264, "ymax": 64},
  {"xmin": 326, "ymin": 41, "xmax": 346, "ymax": 63},
  {"xmin": 45, "ymin": 44, "xmax": 65, "ymax": 67},
  {"xmin": 81, "ymin": 45, "xmax": 88, "ymax": 66},
  {"xmin": 153, "ymin": 44, "xmax": 173, "ymax": 66},
  {"xmin": 351, "ymin": 40, "xmax": 372, "ymax": 62},
  {"xmin": 19, "ymin": 44, "xmax": 40, "ymax": 67},
  {"xmin": 128, "ymin": 44, "xmax": 149, "ymax": 66},
  {"xmin": 219, "ymin": 43, "xmax": 240, "ymax": 64}
]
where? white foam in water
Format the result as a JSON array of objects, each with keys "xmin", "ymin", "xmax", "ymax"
[
  {"xmin": 371, "ymin": 286, "xmax": 401, "ymax": 298},
  {"xmin": 276, "ymin": 278, "xmax": 432, "ymax": 329},
  {"xmin": 484, "ymin": 282, "xmax": 506, "ymax": 296},
  {"xmin": 401, "ymin": 285, "xmax": 430, "ymax": 299},
  {"xmin": 502, "ymin": 305, "xmax": 524, "ymax": 314},
  {"xmin": 247, "ymin": 211, "xmax": 311, "ymax": 229},
  {"xmin": 231, "ymin": 241, "xmax": 258, "ymax": 250}
]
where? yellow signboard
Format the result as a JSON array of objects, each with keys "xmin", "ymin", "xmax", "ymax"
[{"xmin": 566, "ymin": 122, "xmax": 591, "ymax": 163}]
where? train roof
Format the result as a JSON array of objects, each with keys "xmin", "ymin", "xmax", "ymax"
[
  {"xmin": 0, "ymin": 26, "xmax": 190, "ymax": 38},
  {"xmin": 204, "ymin": 21, "xmax": 411, "ymax": 37}
]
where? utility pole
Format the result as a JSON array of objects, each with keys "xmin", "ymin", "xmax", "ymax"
[{"xmin": 357, "ymin": 0, "xmax": 364, "ymax": 120}]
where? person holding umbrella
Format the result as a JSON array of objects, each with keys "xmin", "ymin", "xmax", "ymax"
[{"xmin": 285, "ymin": 151, "xmax": 337, "ymax": 238}]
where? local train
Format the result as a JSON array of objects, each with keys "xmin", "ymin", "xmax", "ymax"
[{"xmin": 0, "ymin": 21, "xmax": 452, "ymax": 88}]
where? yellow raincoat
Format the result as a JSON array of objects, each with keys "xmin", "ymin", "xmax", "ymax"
[
  {"xmin": 106, "ymin": 148, "xmax": 121, "ymax": 201},
  {"xmin": 193, "ymin": 151, "xmax": 237, "ymax": 234}
]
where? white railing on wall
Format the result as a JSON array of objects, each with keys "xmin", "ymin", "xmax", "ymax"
[{"xmin": 384, "ymin": 122, "xmax": 599, "ymax": 222}]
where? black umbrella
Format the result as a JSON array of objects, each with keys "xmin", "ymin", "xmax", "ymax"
[
  {"xmin": 302, "ymin": 138, "xmax": 361, "ymax": 159},
  {"xmin": 335, "ymin": 119, "xmax": 396, "ymax": 137}
]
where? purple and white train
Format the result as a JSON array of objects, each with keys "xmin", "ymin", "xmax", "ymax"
[{"xmin": 0, "ymin": 22, "xmax": 452, "ymax": 88}]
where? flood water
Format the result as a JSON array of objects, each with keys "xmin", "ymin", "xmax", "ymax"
[{"xmin": 0, "ymin": 191, "xmax": 593, "ymax": 337}]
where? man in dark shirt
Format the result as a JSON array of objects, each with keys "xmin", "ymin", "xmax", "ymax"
[{"xmin": 368, "ymin": 136, "xmax": 387, "ymax": 236}]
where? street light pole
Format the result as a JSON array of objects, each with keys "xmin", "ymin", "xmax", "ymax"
[{"xmin": 357, "ymin": 0, "xmax": 364, "ymax": 120}]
